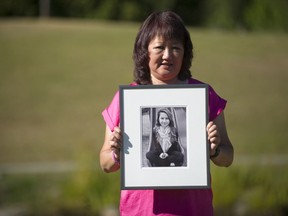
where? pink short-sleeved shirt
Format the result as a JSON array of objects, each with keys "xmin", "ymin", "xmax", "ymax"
[{"xmin": 102, "ymin": 78, "xmax": 227, "ymax": 216}]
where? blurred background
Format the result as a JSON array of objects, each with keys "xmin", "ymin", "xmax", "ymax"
[{"xmin": 0, "ymin": 0, "xmax": 288, "ymax": 215}]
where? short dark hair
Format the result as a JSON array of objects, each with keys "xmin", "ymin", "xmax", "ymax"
[{"xmin": 133, "ymin": 11, "xmax": 193, "ymax": 85}]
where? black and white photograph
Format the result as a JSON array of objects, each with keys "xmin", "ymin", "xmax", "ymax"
[
  {"xmin": 141, "ymin": 107, "xmax": 187, "ymax": 168},
  {"xmin": 120, "ymin": 84, "xmax": 210, "ymax": 189}
]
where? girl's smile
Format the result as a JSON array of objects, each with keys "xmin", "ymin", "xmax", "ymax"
[{"xmin": 159, "ymin": 112, "xmax": 170, "ymax": 128}]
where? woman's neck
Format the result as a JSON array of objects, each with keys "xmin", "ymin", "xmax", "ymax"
[{"xmin": 151, "ymin": 76, "xmax": 188, "ymax": 85}]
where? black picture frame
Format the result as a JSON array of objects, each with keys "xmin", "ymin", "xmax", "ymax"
[{"xmin": 120, "ymin": 84, "xmax": 210, "ymax": 190}]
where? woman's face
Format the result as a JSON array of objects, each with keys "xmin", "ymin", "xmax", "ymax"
[
  {"xmin": 148, "ymin": 35, "xmax": 184, "ymax": 84},
  {"xmin": 159, "ymin": 112, "xmax": 170, "ymax": 127}
]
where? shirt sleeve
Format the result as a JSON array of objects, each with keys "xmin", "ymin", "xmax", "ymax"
[
  {"xmin": 102, "ymin": 91, "xmax": 120, "ymax": 132},
  {"xmin": 208, "ymin": 85, "xmax": 227, "ymax": 121}
]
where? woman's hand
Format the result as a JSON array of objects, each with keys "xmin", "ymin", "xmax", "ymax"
[
  {"xmin": 100, "ymin": 126, "xmax": 122, "ymax": 172},
  {"xmin": 109, "ymin": 126, "xmax": 122, "ymax": 160},
  {"xmin": 206, "ymin": 112, "xmax": 234, "ymax": 167},
  {"xmin": 207, "ymin": 121, "xmax": 220, "ymax": 157}
]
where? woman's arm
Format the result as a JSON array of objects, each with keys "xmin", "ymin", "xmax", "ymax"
[
  {"xmin": 207, "ymin": 111, "xmax": 234, "ymax": 167},
  {"xmin": 99, "ymin": 125, "xmax": 122, "ymax": 173}
]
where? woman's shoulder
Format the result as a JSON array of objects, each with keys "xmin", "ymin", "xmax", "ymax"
[
  {"xmin": 188, "ymin": 77, "xmax": 205, "ymax": 85},
  {"xmin": 188, "ymin": 78, "xmax": 227, "ymax": 121},
  {"xmin": 188, "ymin": 77, "xmax": 220, "ymax": 96},
  {"xmin": 188, "ymin": 77, "xmax": 212, "ymax": 86}
]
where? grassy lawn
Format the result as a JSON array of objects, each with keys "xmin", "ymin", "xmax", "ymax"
[
  {"xmin": 0, "ymin": 19, "xmax": 288, "ymax": 215},
  {"xmin": 0, "ymin": 19, "xmax": 135, "ymax": 163}
]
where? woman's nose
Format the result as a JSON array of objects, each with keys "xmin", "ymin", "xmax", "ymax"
[{"xmin": 162, "ymin": 48, "xmax": 171, "ymax": 60}]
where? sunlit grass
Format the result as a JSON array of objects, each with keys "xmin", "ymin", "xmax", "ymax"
[
  {"xmin": 0, "ymin": 19, "xmax": 288, "ymax": 215},
  {"xmin": 1, "ymin": 19, "xmax": 287, "ymax": 162}
]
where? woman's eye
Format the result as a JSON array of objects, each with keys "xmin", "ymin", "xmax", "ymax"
[
  {"xmin": 173, "ymin": 46, "xmax": 181, "ymax": 51},
  {"xmin": 155, "ymin": 46, "xmax": 164, "ymax": 50}
]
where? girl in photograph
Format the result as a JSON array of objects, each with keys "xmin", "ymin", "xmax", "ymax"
[{"xmin": 146, "ymin": 108, "xmax": 184, "ymax": 167}]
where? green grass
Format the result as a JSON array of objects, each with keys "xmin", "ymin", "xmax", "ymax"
[
  {"xmin": 0, "ymin": 19, "xmax": 288, "ymax": 215},
  {"xmin": 0, "ymin": 19, "xmax": 136, "ymax": 163},
  {"xmin": 0, "ymin": 169, "xmax": 121, "ymax": 215},
  {"xmin": 211, "ymin": 165, "xmax": 288, "ymax": 215}
]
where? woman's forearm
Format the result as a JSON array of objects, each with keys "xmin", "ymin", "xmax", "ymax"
[
  {"xmin": 209, "ymin": 112, "xmax": 234, "ymax": 167},
  {"xmin": 100, "ymin": 126, "xmax": 121, "ymax": 173},
  {"xmin": 100, "ymin": 149, "xmax": 120, "ymax": 173},
  {"xmin": 210, "ymin": 143, "xmax": 234, "ymax": 167}
]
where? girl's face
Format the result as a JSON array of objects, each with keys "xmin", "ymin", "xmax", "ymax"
[
  {"xmin": 159, "ymin": 112, "xmax": 170, "ymax": 127},
  {"xmin": 148, "ymin": 36, "xmax": 184, "ymax": 84}
]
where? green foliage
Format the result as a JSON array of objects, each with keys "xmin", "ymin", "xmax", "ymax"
[
  {"xmin": 204, "ymin": 0, "xmax": 288, "ymax": 31},
  {"xmin": 58, "ymin": 153, "xmax": 120, "ymax": 214},
  {"xmin": 212, "ymin": 165, "xmax": 288, "ymax": 215},
  {"xmin": 92, "ymin": 0, "xmax": 121, "ymax": 20},
  {"xmin": 0, "ymin": 170, "xmax": 120, "ymax": 215},
  {"xmin": 204, "ymin": 0, "xmax": 236, "ymax": 29},
  {"xmin": 51, "ymin": 0, "xmax": 95, "ymax": 18},
  {"xmin": 2, "ymin": 165, "xmax": 288, "ymax": 215},
  {"xmin": 243, "ymin": 0, "xmax": 288, "ymax": 31},
  {"xmin": 0, "ymin": 0, "xmax": 38, "ymax": 16},
  {"xmin": 1, "ymin": 0, "xmax": 288, "ymax": 31},
  {"xmin": 119, "ymin": 1, "xmax": 142, "ymax": 21}
]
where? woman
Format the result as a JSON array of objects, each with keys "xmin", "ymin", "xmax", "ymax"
[{"xmin": 100, "ymin": 11, "xmax": 234, "ymax": 216}]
